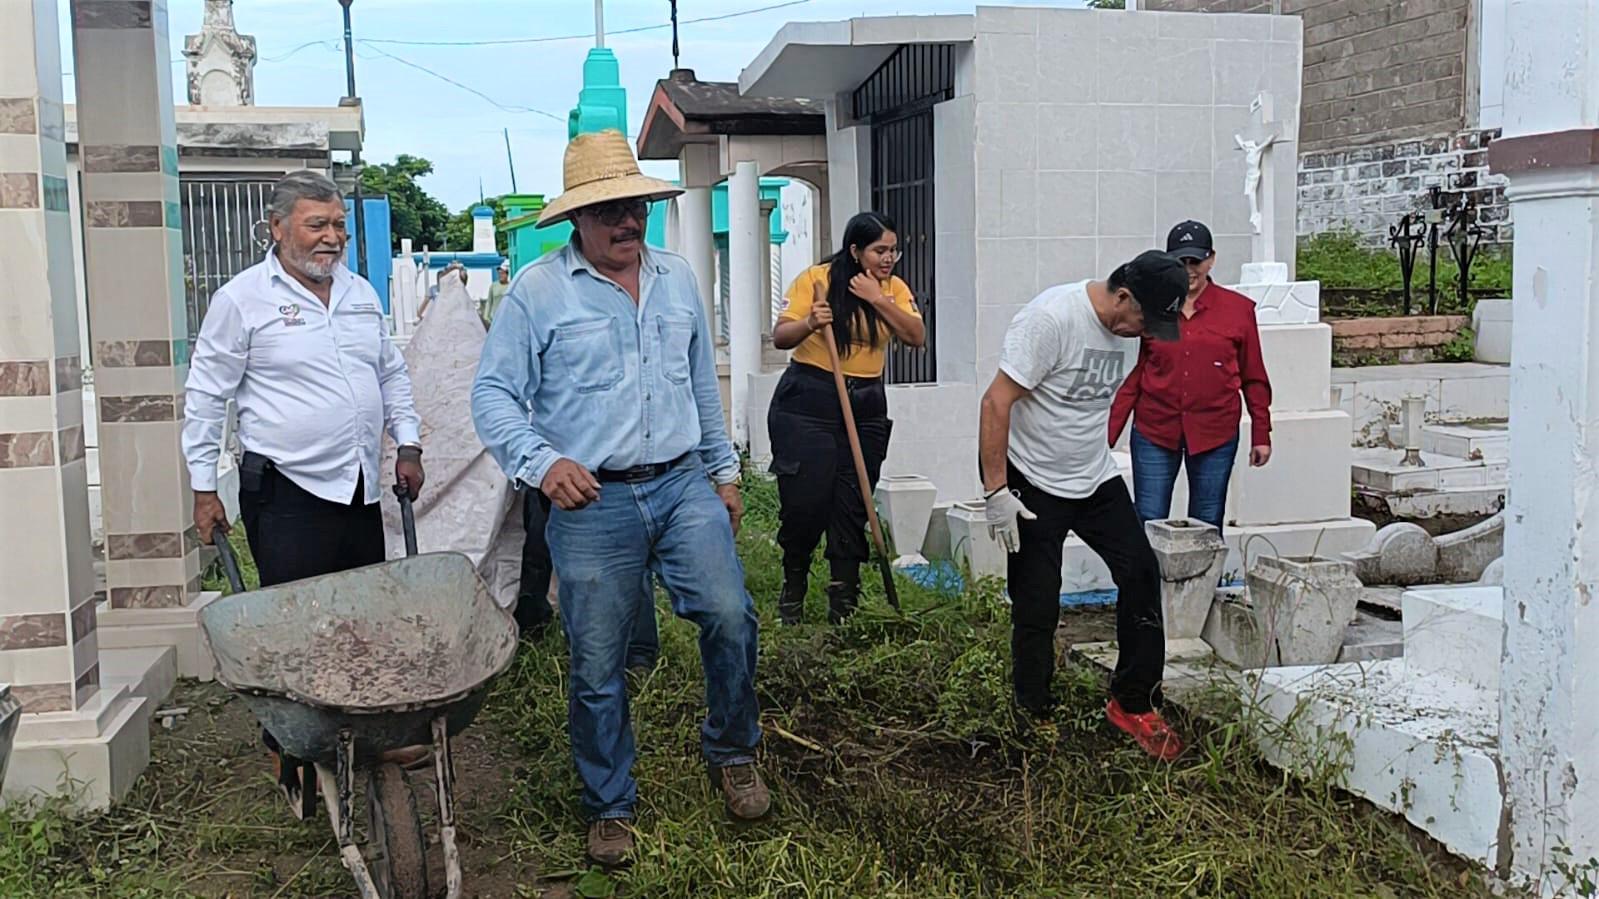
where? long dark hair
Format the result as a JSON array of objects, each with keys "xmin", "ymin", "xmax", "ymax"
[{"xmin": 826, "ymin": 212, "xmax": 897, "ymax": 359}]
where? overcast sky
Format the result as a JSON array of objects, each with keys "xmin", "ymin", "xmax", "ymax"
[{"xmin": 60, "ymin": 1, "xmax": 1096, "ymax": 210}]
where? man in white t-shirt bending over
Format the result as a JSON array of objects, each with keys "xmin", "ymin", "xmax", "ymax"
[{"xmin": 979, "ymin": 250, "xmax": 1189, "ymax": 761}]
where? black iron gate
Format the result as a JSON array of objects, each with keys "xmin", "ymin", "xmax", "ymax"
[
  {"xmin": 178, "ymin": 176, "xmax": 276, "ymax": 341},
  {"xmin": 853, "ymin": 44, "xmax": 955, "ymax": 385}
]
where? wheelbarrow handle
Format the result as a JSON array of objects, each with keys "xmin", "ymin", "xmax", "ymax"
[
  {"xmin": 392, "ymin": 485, "xmax": 419, "ymax": 557},
  {"xmin": 211, "ymin": 529, "xmax": 247, "ymax": 595}
]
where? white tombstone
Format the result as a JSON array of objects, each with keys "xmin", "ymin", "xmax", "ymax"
[{"xmin": 182, "ymin": 0, "xmax": 256, "ymax": 107}]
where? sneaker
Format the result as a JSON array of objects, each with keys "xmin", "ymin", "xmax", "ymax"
[
  {"xmin": 1106, "ymin": 698, "xmax": 1184, "ymax": 762},
  {"xmin": 709, "ymin": 763, "xmax": 771, "ymax": 821},
  {"xmin": 586, "ymin": 817, "xmax": 634, "ymax": 867}
]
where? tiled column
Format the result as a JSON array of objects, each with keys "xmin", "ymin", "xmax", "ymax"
[
  {"xmin": 1490, "ymin": 1, "xmax": 1599, "ymax": 890},
  {"xmin": 0, "ymin": 0, "xmax": 100, "ymax": 714},
  {"xmin": 727, "ymin": 160, "xmax": 762, "ymax": 447},
  {"xmin": 71, "ymin": 0, "xmax": 198, "ymax": 610}
]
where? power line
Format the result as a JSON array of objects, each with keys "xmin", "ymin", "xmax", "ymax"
[
  {"xmin": 358, "ymin": 0, "xmax": 811, "ymax": 48},
  {"xmin": 260, "ymin": 39, "xmax": 342, "ymax": 63},
  {"xmin": 357, "ymin": 42, "xmax": 567, "ymax": 125}
]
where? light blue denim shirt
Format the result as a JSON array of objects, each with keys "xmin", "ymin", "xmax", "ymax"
[{"xmin": 471, "ymin": 241, "xmax": 739, "ymax": 490}]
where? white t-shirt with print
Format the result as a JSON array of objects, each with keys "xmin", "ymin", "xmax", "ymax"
[{"xmin": 999, "ymin": 280, "xmax": 1138, "ymax": 500}]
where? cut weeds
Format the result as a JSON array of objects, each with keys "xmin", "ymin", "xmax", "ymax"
[{"xmin": 0, "ymin": 476, "xmax": 1504, "ymax": 897}]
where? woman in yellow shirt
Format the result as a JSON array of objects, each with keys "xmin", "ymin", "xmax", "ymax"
[{"xmin": 767, "ymin": 212, "xmax": 926, "ymax": 624}]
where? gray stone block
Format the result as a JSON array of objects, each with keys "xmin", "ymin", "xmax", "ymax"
[
  {"xmin": 1146, "ymin": 519, "xmax": 1229, "ymax": 640},
  {"xmin": 1435, "ymin": 512, "xmax": 1504, "ymax": 582},
  {"xmin": 1246, "ymin": 555, "xmax": 1362, "ymax": 666}
]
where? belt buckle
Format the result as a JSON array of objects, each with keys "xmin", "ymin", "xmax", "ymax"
[{"xmin": 621, "ymin": 465, "xmax": 654, "ymax": 484}]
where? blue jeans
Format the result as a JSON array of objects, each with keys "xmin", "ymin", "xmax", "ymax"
[
  {"xmin": 1129, "ymin": 427, "xmax": 1239, "ymax": 534},
  {"xmin": 545, "ymin": 457, "xmax": 761, "ymax": 820},
  {"xmin": 519, "ymin": 490, "xmax": 658, "ymax": 668}
]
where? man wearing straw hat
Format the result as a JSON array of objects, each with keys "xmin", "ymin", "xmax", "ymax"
[{"xmin": 472, "ymin": 129, "xmax": 767, "ymax": 865}]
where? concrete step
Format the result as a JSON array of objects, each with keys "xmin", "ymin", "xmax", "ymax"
[
  {"xmin": 100, "ymin": 646, "xmax": 178, "ymax": 709},
  {"xmin": 1420, "ymin": 421, "xmax": 1508, "ymax": 460},
  {"xmin": 1401, "ymin": 586, "xmax": 1502, "ymax": 692},
  {"xmin": 1249, "ymin": 659, "xmax": 1501, "ymax": 867}
]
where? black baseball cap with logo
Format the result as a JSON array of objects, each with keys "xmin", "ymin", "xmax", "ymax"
[
  {"xmin": 1166, "ymin": 220, "xmax": 1215, "ymax": 261},
  {"xmin": 1113, "ymin": 250, "xmax": 1187, "ymax": 341}
]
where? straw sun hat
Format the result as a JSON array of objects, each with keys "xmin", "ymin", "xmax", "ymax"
[{"xmin": 535, "ymin": 129, "xmax": 683, "ymax": 227}]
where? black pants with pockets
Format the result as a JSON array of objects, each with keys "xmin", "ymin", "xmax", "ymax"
[
  {"xmin": 517, "ymin": 488, "xmax": 557, "ymax": 632},
  {"xmin": 238, "ymin": 452, "xmax": 386, "ymax": 588},
  {"xmin": 766, "ymin": 363, "xmax": 892, "ymax": 582},
  {"xmin": 237, "ymin": 452, "xmax": 386, "ymax": 756},
  {"xmin": 1005, "ymin": 463, "xmax": 1165, "ymax": 715}
]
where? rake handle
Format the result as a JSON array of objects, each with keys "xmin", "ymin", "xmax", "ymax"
[{"xmin": 819, "ymin": 324, "xmax": 900, "ymax": 611}]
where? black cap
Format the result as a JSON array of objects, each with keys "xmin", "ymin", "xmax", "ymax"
[
  {"xmin": 1165, "ymin": 220, "xmax": 1214, "ymax": 262},
  {"xmin": 1114, "ymin": 250, "xmax": 1187, "ymax": 341}
]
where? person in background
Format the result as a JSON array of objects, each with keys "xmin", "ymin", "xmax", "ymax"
[
  {"xmin": 183, "ymin": 169, "xmax": 428, "ymax": 777},
  {"xmin": 419, "ymin": 261, "xmax": 466, "ymax": 321},
  {"xmin": 1108, "ymin": 221, "xmax": 1273, "ymax": 534},
  {"xmin": 471, "ymin": 130, "xmax": 767, "ymax": 867},
  {"xmin": 766, "ymin": 212, "xmax": 925, "ymax": 625},
  {"xmin": 979, "ymin": 251, "xmax": 1189, "ymax": 761},
  {"xmin": 483, "ymin": 259, "xmax": 511, "ymax": 326}
]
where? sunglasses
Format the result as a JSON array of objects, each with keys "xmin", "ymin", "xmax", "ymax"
[{"xmin": 583, "ymin": 199, "xmax": 650, "ymax": 227}]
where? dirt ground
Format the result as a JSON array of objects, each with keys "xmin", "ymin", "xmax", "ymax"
[
  {"xmin": 142, "ymin": 606, "xmax": 1118, "ymax": 899},
  {"xmin": 1054, "ymin": 606, "xmax": 1117, "ymax": 649},
  {"xmin": 140, "ymin": 681, "xmax": 542, "ymax": 898}
]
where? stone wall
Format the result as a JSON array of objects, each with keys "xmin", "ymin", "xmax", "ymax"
[
  {"xmin": 1137, "ymin": 1, "xmax": 1502, "ymax": 246},
  {"xmin": 1329, "ymin": 314, "xmax": 1471, "ymax": 366},
  {"xmin": 1141, "ymin": 0, "xmax": 1472, "ymax": 153},
  {"xmin": 1297, "ymin": 128, "xmax": 1510, "ymax": 246}
]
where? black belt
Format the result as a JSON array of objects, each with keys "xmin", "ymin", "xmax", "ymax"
[
  {"xmin": 789, "ymin": 361, "xmax": 882, "ymax": 392},
  {"xmin": 597, "ymin": 453, "xmax": 689, "ymax": 484}
]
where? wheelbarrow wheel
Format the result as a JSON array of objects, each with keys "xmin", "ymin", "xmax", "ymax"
[{"xmin": 366, "ymin": 762, "xmax": 429, "ymax": 899}]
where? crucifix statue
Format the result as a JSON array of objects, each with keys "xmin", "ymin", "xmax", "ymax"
[{"xmin": 1233, "ymin": 92, "xmax": 1282, "ymax": 265}]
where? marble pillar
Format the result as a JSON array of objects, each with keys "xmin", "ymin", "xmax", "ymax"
[
  {"xmin": 0, "ymin": 0, "xmax": 100, "ymax": 715},
  {"xmin": 679, "ymin": 187, "xmax": 716, "ymax": 328},
  {"xmin": 71, "ymin": 0, "xmax": 199, "ymax": 611},
  {"xmin": 728, "ymin": 161, "xmax": 762, "ymax": 447},
  {"xmin": 678, "ymin": 143, "xmax": 719, "ymax": 334},
  {"xmin": 1490, "ymin": 0, "xmax": 1599, "ymax": 890}
]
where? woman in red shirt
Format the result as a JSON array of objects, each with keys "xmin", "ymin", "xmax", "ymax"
[{"xmin": 1108, "ymin": 221, "xmax": 1273, "ymax": 533}]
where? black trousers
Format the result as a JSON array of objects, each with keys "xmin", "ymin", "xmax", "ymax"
[
  {"xmin": 517, "ymin": 489, "xmax": 558, "ymax": 632},
  {"xmin": 1006, "ymin": 463, "xmax": 1165, "ymax": 715},
  {"xmin": 238, "ymin": 453, "xmax": 385, "ymax": 759},
  {"xmin": 766, "ymin": 363, "xmax": 892, "ymax": 581},
  {"xmin": 237, "ymin": 453, "xmax": 386, "ymax": 589}
]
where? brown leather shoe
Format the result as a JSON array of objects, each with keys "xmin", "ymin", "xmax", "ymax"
[
  {"xmin": 586, "ymin": 818, "xmax": 634, "ymax": 867},
  {"xmin": 710, "ymin": 763, "xmax": 771, "ymax": 821}
]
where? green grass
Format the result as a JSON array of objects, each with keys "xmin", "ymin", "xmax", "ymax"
[
  {"xmin": 0, "ymin": 476, "xmax": 1504, "ymax": 897},
  {"xmin": 1298, "ymin": 231, "xmax": 1512, "ymax": 318},
  {"xmin": 478, "ymin": 476, "xmax": 1498, "ymax": 897}
]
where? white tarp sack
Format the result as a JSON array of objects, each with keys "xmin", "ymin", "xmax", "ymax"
[{"xmin": 380, "ymin": 274, "xmax": 522, "ymax": 608}]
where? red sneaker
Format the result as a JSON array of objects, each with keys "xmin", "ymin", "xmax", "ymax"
[{"xmin": 1106, "ymin": 698, "xmax": 1184, "ymax": 762}]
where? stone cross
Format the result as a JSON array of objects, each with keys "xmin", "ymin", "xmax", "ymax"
[{"xmin": 1234, "ymin": 92, "xmax": 1282, "ymax": 265}]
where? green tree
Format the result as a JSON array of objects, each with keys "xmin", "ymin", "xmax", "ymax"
[
  {"xmin": 444, "ymin": 196, "xmax": 509, "ymax": 254},
  {"xmin": 1086, "ymin": 0, "xmax": 1126, "ymax": 8},
  {"xmin": 359, "ymin": 154, "xmax": 451, "ymax": 252}
]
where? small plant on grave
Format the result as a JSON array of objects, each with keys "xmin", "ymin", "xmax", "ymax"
[
  {"xmin": 1552, "ymin": 844, "xmax": 1599, "ymax": 899},
  {"xmin": 1438, "ymin": 325, "xmax": 1477, "ymax": 363}
]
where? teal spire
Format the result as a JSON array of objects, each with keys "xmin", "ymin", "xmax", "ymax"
[{"xmin": 569, "ymin": 47, "xmax": 627, "ymax": 137}]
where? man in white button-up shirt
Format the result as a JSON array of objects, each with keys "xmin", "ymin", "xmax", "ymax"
[{"xmin": 183, "ymin": 170, "xmax": 425, "ymax": 590}]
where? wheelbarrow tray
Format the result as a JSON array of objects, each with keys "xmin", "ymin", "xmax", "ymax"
[{"xmin": 199, "ymin": 552, "xmax": 518, "ymax": 764}]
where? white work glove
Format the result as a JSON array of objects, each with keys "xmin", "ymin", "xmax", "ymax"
[{"xmin": 984, "ymin": 487, "xmax": 1036, "ymax": 554}]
